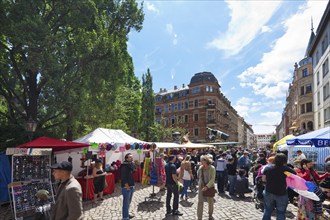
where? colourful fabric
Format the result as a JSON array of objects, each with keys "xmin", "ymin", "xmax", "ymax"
[{"xmin": 142, "ymin": 158, "xmax": 151, "ymax": 185}]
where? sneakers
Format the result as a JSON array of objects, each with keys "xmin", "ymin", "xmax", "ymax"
[
  {"xmin": 166, "ymin": 210, "xmax": 172, "ymax": 215},
  {"xmin": 172, "ymin": 210, "xmax": 183, "ymax": 216},
  {"xmin": 129, "ymin": 214, "xmax": 135, "ymax": 219}
]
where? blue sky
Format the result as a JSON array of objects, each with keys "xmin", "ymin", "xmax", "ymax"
[{"xmin": 127, "ymin": 0, "xmax": 328, "ymax": 134}]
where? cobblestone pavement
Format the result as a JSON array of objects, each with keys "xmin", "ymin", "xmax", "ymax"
[{"xmin": 1, "ymin": 182, "xmax": 298, "ymax": 220}]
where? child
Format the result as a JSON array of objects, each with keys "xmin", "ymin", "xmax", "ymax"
[{"xmin": 235, "ymin": 169, "xmax": 252, "ymax": 198}]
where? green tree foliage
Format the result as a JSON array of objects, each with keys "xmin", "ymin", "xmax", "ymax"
[
  {"xmin": 0, "ymin": 0, "xmax": 144, "ymax": 146},
  {"xmin": 140, "ymin": 69, "xmax": 155, "ymax": 141}
]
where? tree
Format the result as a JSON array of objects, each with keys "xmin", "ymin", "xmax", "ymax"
[
  {"xmin": 140, "ymin": 69, "xmax": 155, "ymax": 141},
  {"xmin": 0, "ymin": 0, "xmax": 144, "ymax": 143}
]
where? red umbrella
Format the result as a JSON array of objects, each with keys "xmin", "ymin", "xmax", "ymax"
[{"xmin": 16, "ymin": 136, "xmax": 90, "ymax": 152}]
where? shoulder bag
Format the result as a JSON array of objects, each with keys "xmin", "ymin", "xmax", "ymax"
[{"xmin": 201, "ymin": 168, "xmax": 216, "ymax": 197}]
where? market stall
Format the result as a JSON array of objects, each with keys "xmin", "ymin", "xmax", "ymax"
[
  {"xmin": 6, "ymin": 148, "xmax": 55, "ymax": 220},
  {"xmin": 76, "ymin": 173, "xmax": 115, "ymax": 200}
]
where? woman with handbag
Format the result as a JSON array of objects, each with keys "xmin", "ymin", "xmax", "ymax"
[
  {"xmin": 179, "ymin": 155, "xmax": 193, "ymax": 200},
  {"xmin": 296, "ymin": 159, "xmax": 329, "ymax": 220},
  {"xmin": 197, "ymin": 155, "xmax": 216, "ymax": 220}
]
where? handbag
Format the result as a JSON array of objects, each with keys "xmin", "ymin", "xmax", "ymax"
[{"xmin": 201, "ymin": 168, "xmax": 216, "ymax": 197}]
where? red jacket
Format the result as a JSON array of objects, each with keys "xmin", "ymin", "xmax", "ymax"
[{"xmin": 296, "ymin": 168, "xmax": 328, "ymax": 183}]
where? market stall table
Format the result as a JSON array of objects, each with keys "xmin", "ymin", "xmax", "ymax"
[{"xmin": 77, "ymin": 173, "xmax": 115, "ymax": 200}]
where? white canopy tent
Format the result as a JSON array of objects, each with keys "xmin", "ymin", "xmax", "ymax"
[
  {"xmin": 154, "ymin": 142, "xmax": 182, "ymax": 149},
  {"xmin": 75, "ymin": 128, "xmax": 143, "ymax": 145},
  {"xmin": 181, "ymin": 141, "xmax": 214, "ymax": 148},
  {"xmin": 55, "ymin": 128, "xmax": 145, "ymax": 176}
]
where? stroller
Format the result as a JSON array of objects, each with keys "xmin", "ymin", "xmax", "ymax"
[{"xmin": 253, "ymin": 176, "xmax": 264, "ymax": 210}]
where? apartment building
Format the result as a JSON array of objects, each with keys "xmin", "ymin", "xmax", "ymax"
[
  {"xmin": 255, "ymin": 133, "xmax": 273, "ymax": 148},
  {"xmin": 155, "ymin": 71, "xmax": 242, "ymax": 143},
  {"xmin": 307, "ymin": 2, "xmax": 330, "ymax": 129}
]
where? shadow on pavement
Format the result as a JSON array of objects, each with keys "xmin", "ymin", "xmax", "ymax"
[
  {"xmin": 137, "ymin": 200, "xmax": 164, "ymax": 212},
  {"xmin": 179, "ymin": 200, "xmax": 194, "ymax": 207}
]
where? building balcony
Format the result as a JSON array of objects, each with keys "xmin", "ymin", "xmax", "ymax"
[
  {"xmin": 206, "ymin": 103, "xmax": 216, "ymax": 109},
  {"xmin": 206, "ymin": 119, "xmax": 216, "ymax": 124}
]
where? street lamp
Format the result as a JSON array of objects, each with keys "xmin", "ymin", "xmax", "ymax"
[
  {"xmin": 172, "ymin": 131, "xmax": 181, "ymax": 144},
  {"xmin": 26, "ymin": 118, "xmax": 37, "ymax": 141}
]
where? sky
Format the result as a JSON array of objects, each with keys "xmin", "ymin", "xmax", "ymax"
[{"xmin": 127, "ymin": 0, "xmax": 329, "ymax": 134}]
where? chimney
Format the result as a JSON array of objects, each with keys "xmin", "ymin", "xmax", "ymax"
[
  {"xmin": 174, "ymin": 85, "xmax": 177, "ymax": 90},
  {"xmin": 182, "ymin": 84, "xmax": 185, "ymax": 88},
  {"xmin": 159, "ymin": 88, "xmax": 163, "ymax": 93}
]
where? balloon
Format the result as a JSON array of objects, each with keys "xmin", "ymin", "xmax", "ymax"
[
  {"xmin": 137, "ymin": 149, "xmax": 142, "ymax": 154},
  {"xmin": 91, "ymin": 143, "xmax": 98, "ymax": 149}
]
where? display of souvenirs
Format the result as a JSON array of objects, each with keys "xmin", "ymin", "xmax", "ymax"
[
  {"xmin": 12, "ymin": 155, "xmax": 50, "ymax": 181},
  {"xmin": 11, "ymin": 154, "xmax": 54, "ymax": 219},
  {"xmin": 12, "ymin": 181, "xmax": 53, "ymax": 218}
]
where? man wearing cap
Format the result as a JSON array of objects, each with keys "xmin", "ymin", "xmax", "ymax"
[{"xmin": 50, "ymin": 161, "xmax": 83, "ymax": 220}]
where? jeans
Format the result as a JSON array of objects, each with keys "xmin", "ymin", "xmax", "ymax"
[
  {"xmin": 262, "ymin": 191, "xmax": 288, "ymax": 220},
  {"xmin": 216, "ymin": 171, "xmax": 227, "ymax": 192},
  {"xmin": 181, "ymin": 180, "xmax": 191, "ymax": 197},
  {"xmin": 166, "ymin": 184, "xmax": 179, "ymax": 213},
  {"xmin": 122, "ymin": 186, "xmax": 134, "ymax": 220},
  {"xmin": 228, "ymin": 175, "xmax": 237, "ymax": 194}
]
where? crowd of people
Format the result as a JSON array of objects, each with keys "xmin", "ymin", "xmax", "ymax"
[{"xmin": 47, "ymin": 146, "xmax": 330, "ymax": 220}]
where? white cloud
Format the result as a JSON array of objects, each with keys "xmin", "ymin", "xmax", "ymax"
[
  {"xmin": 146, "ymin": 2, "xmax": 159, "ymax": 14},
  {"xmin": 238, "ymin": 1, "xmax": 328, "ymax": 99},
  {"xmin": 166, "ymin": 24, "xmax": 178, "ymax": 45},
  {"xmin": 207, "ymin": 1, "xmax": 281, "ymax": 56},
  {"xmin": 261, "ymin": 26, "xmax": 272, "ymax": 33}
]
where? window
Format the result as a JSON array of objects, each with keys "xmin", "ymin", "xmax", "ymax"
[
  {"xmin": 322, "ymin": 35, "xmax": 328, "ymax": 55},
  {"xmin": 323, "ymin": 83, "xmax": 330, "ymax": 100},
  {"xmin": 318, "ymin": 91, "xmax": 320, "ymax": 105},
  {"xmin": 316, "ymin": 51, "xmax": 320, "ymax": 65},
  {"xmin": 325, "ymin": 107, "xmax": 330, "ymax": 123},
  {"xmin": 300, "ymin": 86, "xmax": 305, "ymax": 95},
  {"xmin": 171, "ymin": 116, "xmax": 175, "ymax": 125},
  {"xmin": 194, "ymin": 99, "xmax": 199, "ymax": 107},
  {"xmin": 317, "ymin": 71, "xmax": 320, "ymax": 85},
  {"xmin": 178, "ymin": 115, "xmax": 182, "ymax": 124},
  {"xmin": 300, "ymin": 104, "xmax": 305, "ymax": 114},
  {"xmin": 306, "ymin": 84, "xmax": 312, "ymax": 94},
  {"xmin": 184, "ymin": 101, "xmax": 189, "ymax": 109},
  {"xmin": 206, "ymin": 86, "xmax": 213, "ymax": 92},
  {"xmin": 194, "ymin": 128, "xmax": 199, "ymax": 136},
  {"xmin": 323, "ymin": 59, "xmax": 329, "ymax": 77},
  {"xmin": 302, "ymin": 68, "xmax": 308, "ymax": 77},
  {"xmin": 192, "ymin": 87, "xmax": 200, "ymax": 94},
  {"xmin": 318, "ymin": 112, "xmax": 321, "ymax": 127},
  {"xmin": 164, "ymin": 117, "xmax": 168, "ymax": 126},
  {"xmin": 184, "ymin": 115, "xmax": 188, "ymax": 123},
  {"xmin": 306, "ymin": 102, "xmax": 312, "ymax": 112},
  {"xmin": 165, "ymin": 106, "xmax": 169, "ymax": 113},
  {"xmin": 171, "ymin": 104, "xmax": 176, "ymax": 111},
  {"xmin": 194, "ymin": 113, "xmax": 199, "ymax": 122},
  {"xmin": 155, "ymin": 106, "xmax": 162, "ymax": 113},
  {"xmin": 177, "ymin": 102, "xmax": 181, "ymax": 110}
]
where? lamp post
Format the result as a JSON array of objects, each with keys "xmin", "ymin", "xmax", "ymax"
[
  {"xmin": 172, "ymin": 131, "xmax": 181, "ymax": 144},
  {"xmin": 26, "ymin": 118, "xmax": 37, "ymax": 141}
]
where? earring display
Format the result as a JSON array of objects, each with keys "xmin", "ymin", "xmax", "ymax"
[{"xmin": 10, "ymin": 152, "xmax": 55, "ymax": 220}]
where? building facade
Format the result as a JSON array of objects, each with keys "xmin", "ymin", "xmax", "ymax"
[
  {"xmin": 308, "ymin": 2, "xmax": 330, "ymax": 130},
  {"xmin": 155, "ymin": 72, "xmax": 242, "ymax": 143},
  {"xmin": 255, "ymin": 133, "xmax": 273, "ymax": 148}
]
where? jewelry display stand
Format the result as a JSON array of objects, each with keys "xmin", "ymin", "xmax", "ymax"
[{"xmin": 6, "ymin": 148, "xmax": 55, "ymax": 220}]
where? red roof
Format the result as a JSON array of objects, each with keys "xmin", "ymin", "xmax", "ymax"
[{"xmin": 16, "ymin": 136, "xmax": 90, "ymax": 152}]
